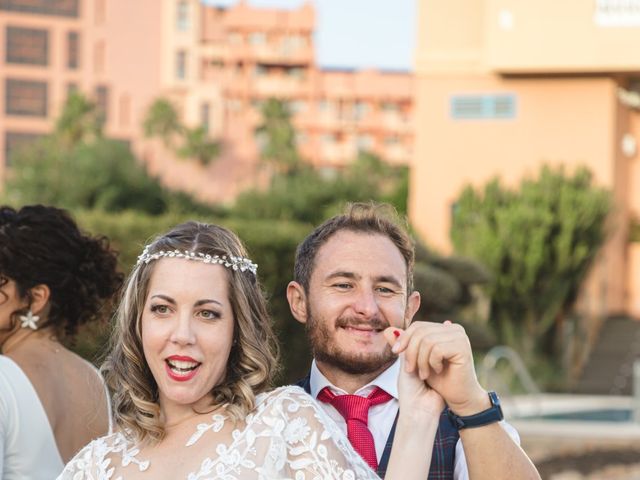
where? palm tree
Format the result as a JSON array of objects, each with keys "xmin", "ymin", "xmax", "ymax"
[
  {"xmin": 143, "ymin": 98, "xmax": 183, "ymax": 147},
  {"xmin": 256, "ymin": 98, "xmax": 301, "ymax": 175},
  {"xmin": 178, "ymin": 126, "xmax": 220, "ymax": 166},
  {"xmin": 54, "ymin": 92, "xmax": 103, "ymax": 147}
]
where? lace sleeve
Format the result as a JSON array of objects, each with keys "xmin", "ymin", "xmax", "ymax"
[{"xmin": 254, "ymin": 386, "xmax": 380, "ymax": 480}]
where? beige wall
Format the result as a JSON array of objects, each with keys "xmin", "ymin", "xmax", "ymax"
[
  {"xmin": 415, "ymin": 0, "xmax": 485, "ymax": 73},
  {"xmin": 486, "ymin": 0, "xmax": 640, "ymax": 73},
  {"xmin": 96, "ymin": 0, "xmax": 164, "ymax": 139},
  {"xmin": 410, "ymin": 73, "xmax": 633, "ymax": 314},
  {"xmin": 413, "ymin": 0, "xmax": 640, "ymax": 316},
  {"xmin": 411, "ymin": 75, "xmax": 618, "ymax": 250}
]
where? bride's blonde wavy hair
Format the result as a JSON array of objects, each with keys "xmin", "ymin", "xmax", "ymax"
[{"xmin": 102, "ymin": 221, "xmax": 279, "ymax": 443}]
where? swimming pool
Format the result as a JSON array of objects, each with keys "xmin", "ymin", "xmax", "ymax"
[{"xmin": 502, "ymin": 394, "xmax": 640, "ymax": 440}]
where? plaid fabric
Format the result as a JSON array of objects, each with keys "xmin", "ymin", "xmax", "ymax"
[
  {"xmin": 377, "ymin": 410, "xmax": 458, "ymax": 479},
  {"xmin": 296, "ymin": 375, "xmax": 459, "ymax": 479}
]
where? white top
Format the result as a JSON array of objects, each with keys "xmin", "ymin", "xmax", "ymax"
[
  {"xmin": 0, "ymin": 355, "xmax": 65, "ymax": 480},
  {"xmin": 58, "ymin": 386, "xmax": 384, "ymax": 480},
  {"xmin": 309, "ymin": 358, "xmax": 520, "ymax": 480}
]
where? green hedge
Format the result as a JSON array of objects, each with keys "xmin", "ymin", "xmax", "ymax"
[{"xmin": 74, "ymin": 209, "xmax": 315, "ymax": 384}]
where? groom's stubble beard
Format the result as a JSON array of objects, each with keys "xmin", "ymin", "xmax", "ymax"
[{"xmin": 305, "ymin": 302, "xmax": 396, "ymax": 376}]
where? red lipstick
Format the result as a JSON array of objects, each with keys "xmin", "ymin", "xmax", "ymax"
[{"xmin": 165, "ymin": 355, "xmax": 201, "ymax": 382}]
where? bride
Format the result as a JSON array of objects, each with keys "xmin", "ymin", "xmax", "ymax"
[{"xmin": 59, "ymin": 221, "xmax": 444, "ymax": 479}]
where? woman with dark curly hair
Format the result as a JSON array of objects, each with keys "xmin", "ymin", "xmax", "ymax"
[
  {"xmin": 0, "ymin": 205, "xmax": 123, "ymax": 479},
  {"xmin": 59, "ymin": 221, "xmax": 440, "ymax": 479}
]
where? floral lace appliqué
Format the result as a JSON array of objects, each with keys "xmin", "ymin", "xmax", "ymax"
[{"xmin": 58, "ymin": 386, "xmax": 378, "ymax": 480}]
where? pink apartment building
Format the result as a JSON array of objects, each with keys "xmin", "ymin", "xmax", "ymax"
[
  {"xmin": 410, "ymin": 0, "xmax": 640, "ymax": 318},
  {"xmin": 0, "ymin": 0, "xmax": 413, "ymax": 203}
]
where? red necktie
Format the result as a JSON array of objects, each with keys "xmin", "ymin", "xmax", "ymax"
[{"xmin": 317, "ymin": 386, "xmax": 393, "ymax": 470}]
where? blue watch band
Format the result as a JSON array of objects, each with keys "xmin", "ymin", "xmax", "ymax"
[{"xmin": 446, "ymin": 391, "xmax": 504, "ymax": 429}]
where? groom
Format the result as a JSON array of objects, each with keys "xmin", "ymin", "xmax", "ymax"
[{"xmin": 287, "ymin": 202, "xmax": 540, "ymax": 479}]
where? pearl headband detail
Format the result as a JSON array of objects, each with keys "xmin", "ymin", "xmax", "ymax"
[{"xmin": 136, "ymin": 246, "xmax": 258, "ymax": 275}]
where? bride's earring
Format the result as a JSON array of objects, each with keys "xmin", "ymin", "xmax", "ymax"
[{"xmin": 19, "ymin": 310, "xmax": 40, "ymax": 330}]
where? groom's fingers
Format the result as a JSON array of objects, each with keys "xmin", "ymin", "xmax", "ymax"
[{"xmin": 383, "ymin": 326, "xmax": 403, "ymax": 348}]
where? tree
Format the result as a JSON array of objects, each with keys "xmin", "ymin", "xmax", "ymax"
[
  {"xmin": 54, "ymin": 92, "xmax": 103, "ymax": 147},
  {"xmin": 231, "ymin": 151, "xmax": 409, "ymax": 224},
  {"xmin": 256, "ymin": 98, "xmax": 301, "ymax": 175},
  {"xmin": 346, "ymin": 151, "xmax": 409, "ymax": 214},
  {"xmin": 144, "ymin": 98, "xmax": 221, "ymax": 166},
  {"xmin": 178, "ymin": 126, "xmax": 220, "ymax": 166},
  {"xmin": 5, "ymin": 135, "xmax": 170, "ymax": 214},
  {"xmin": 143, "ymin": 98, "xmax": 183, "ymax": 147},
  {"xmin": 450, "ymin": 165, "xmax": 612, "ymax": 362},
  {"xmin": 3, "ymin": 93, "xmax": 210, "ymax": 215}
]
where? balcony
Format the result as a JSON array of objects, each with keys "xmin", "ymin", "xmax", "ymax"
[
  {"xmin": 224, "ymin": 43, "xmax": 312, "ymax": 65},
  {"xmin": 252, "ymin": 75, "xmax": 309, "ymax": 97},
  {"xmin": 252, "ymin": 44, "xmax": 312, "ymax": 65}
]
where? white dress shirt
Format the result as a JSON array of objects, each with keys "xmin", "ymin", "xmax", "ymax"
[{"xmin": 309, "ymin": 358, "xmax": 520, "ymax": 480}]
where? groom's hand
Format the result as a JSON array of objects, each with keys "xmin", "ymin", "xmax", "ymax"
[
  {"xmin": 384, "ymin": 327, "xmax": 444, "ymax": 417},
  {"xmin": 388, "ymin": 321, "xmax": 490, "ymax": 416}
]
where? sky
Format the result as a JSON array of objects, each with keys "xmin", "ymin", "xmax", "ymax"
[{"xmin": 203, "ymin": 0, "xmax": 416, "ymax": 71}]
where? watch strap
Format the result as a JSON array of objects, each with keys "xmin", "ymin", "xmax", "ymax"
[{"xmin": 446, "ymin": 391, "xmax": 504, "ymax": 430}]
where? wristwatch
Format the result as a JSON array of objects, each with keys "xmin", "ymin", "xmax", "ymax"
[{"xmin": 446, "ymin": 391, "xmax": 504, "ymax": 429}]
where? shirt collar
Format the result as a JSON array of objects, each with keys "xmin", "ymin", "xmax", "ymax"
[{"xmin": 309, "ymin": 358, "xmax": 400, "ymax": 399}]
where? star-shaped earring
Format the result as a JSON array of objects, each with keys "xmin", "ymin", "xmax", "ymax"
[{"xmin": 19, "ymin": 310, "xmax": 40, "ymax": 330}]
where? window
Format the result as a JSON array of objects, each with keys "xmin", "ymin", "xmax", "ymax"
[
  {"xmin": 67, "ymin": 31, "xmax": 79, "ymax": 69},
  {"xmin": 254, "ymin": 65, "xmax": 267, "ymax": 77},
  {"xmin": 282, "ymin": 34, "xmax": 304, "ymax": 54},
  {"xmin": 176, "ymin": 1, "xmax": 190, "ymax": 31},
  {"xmin": 5, "ymin": 79, "xmax": 47, "ymax": 117},
  {"xmin": 176, "ymin": 50, "xmax": 187, "ymax": 79},
  {"xmin": 322, "ymin": 133, "xmax": 336, "ymax": 145},
  {"xmin": 381, "ymin": 102, "xmax": 399, "ymax": 113},
  {"xmin": 290, "ymin": 100, "xmax": 306, "ymax": 113},
  {"xmin": 286, "ymin": 67, "xmax": 305, "ymax": 79},
  {"xmin": 353, "ymin": 101, "xmax": 369, "ymax": 120},
  {"xmin": 0, "ymin": 0, "xmax": 78, "ymax": 17},
  {"xmin": 6, "ymin": 26, "xmax": 48, "ymax": 65},
  {"xmin": 94, "ymin": 85, "xmax": 109, "ymax": 122},
  {"xmin": 201, "ymin": 102, "xmax": 210, "ymax": 132},
  {"xmin": 249, "ymin": 32, "xmax": 266, "ymax": 45},
  {"xmin": 318, "ymin": 100, "xmax": 331, "ymax": 112},
  {"xmin": 356, "ymin": 134, "xmax": 373, "ymax": 151},
  {"xmin": 595, "ymin": 0, "xmax": 640, "ymax": 27},
  {"xmin": 4, "ymin": 131, "xmax": 43, "ymax": 166},
  {"xmin": 450, "ymin": 94, "xmax": 516, "ymax": 120}
]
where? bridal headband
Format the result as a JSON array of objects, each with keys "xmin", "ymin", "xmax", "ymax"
[{"xmin": 136, "ymin": 246, "xmax": 258, "ymax": 275}]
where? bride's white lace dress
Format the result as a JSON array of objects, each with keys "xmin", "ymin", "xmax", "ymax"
[{"xmin": 58, "ymin": 386, "xmax": 380, "ymax": 479}]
